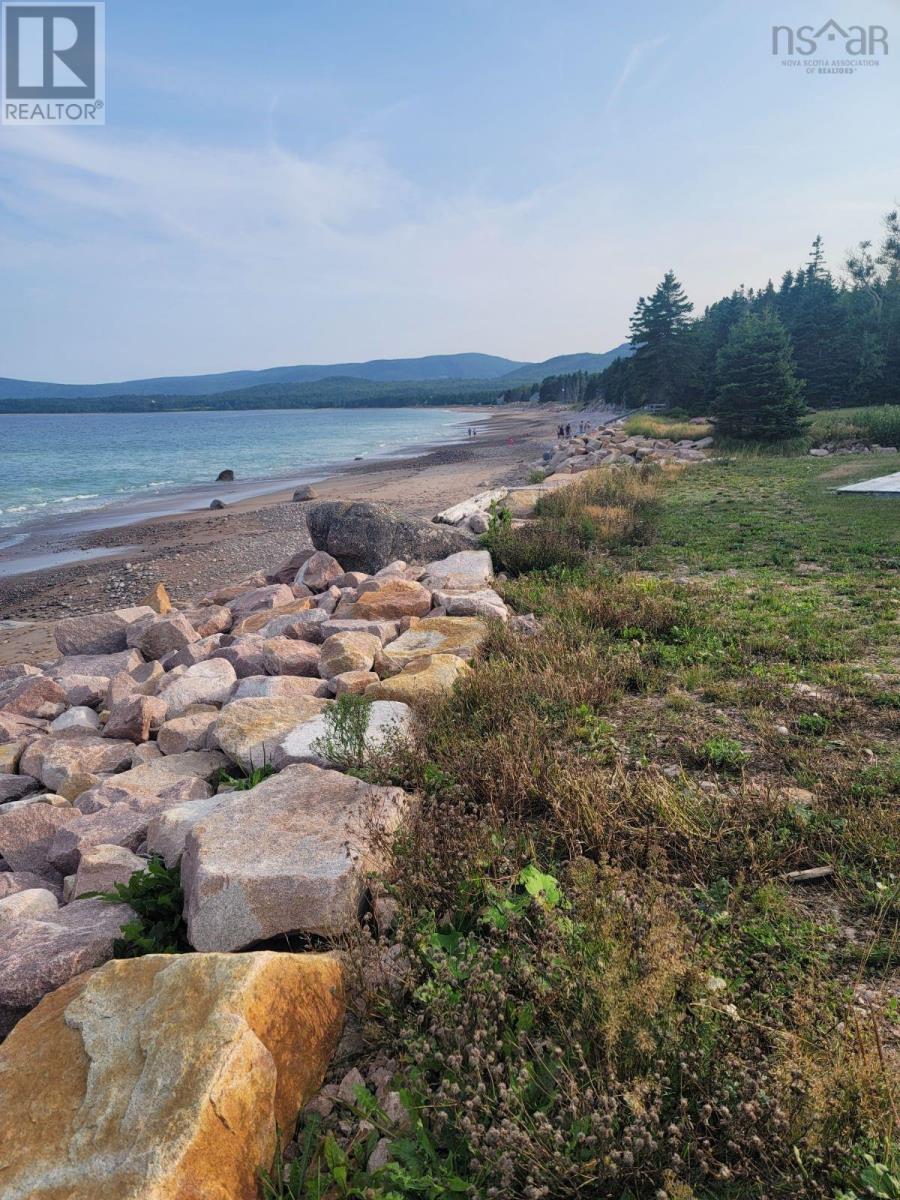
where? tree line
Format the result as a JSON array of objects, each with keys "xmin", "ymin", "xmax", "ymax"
[{"xmin": 539, "ymin": 209, "xmax": 900, "ymax": 439}]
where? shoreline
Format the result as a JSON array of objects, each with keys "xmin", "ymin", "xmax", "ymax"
[{"xmin": 0, "ymin": 405, "xmax": 561, "ymax": 663}]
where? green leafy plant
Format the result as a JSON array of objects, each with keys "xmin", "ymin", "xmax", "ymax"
[
  {"xmin": 90, "ymin": 856, "xmax": 190, "ymax": 957},
  {"xmin": 312, "ymin": 693, "xmax": 373, "ymax": 770},
  {"xmin": 698, "ymin": 734, "xmax": 750, "ymax": 771},
  {"xmin": 216, "ymin": 762, "xmax": 276, "ymax": 790}
]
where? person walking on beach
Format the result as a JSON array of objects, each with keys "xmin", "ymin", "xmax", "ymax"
[{"xmin": 565, "ymin": 422, "xmax": 571, "ymax": 437}]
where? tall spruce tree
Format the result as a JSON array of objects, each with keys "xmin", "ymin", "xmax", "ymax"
[
  {"xmin": 713, "ymin": 311, "xmax": 807, "ymax": 441},
  {"xmin": 628, "ymin": 270, "xmax": 695, "ymax": 406}
]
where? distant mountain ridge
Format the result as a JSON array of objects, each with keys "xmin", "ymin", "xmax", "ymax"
[
  {"xmin": 0, "ymin": 345, "xmax": 630, "ymax": 401},
  {"xmin": 498, "ymin": 345, "xmax": 631, "ymax": 384}
]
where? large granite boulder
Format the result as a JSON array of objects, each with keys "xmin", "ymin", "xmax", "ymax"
[
  {"xmin": 0, "ymin": 772, "xmax": 41, "ymax": 803},
  {"xmin": 48, "ymin": 649, "xmax": 144, "ymax": 681},
  {"xmin": 318, "ymin": 631, "xmax": 381, "ymax": 679},
  {"xmin": 127, "ymin": 614, "xmax": 199, "ymax": 661},
  {"xmin": 375, "ymin": 616, "xmax": 488, "ymax": 675},
  {"xmin": 0, "ymin": 674, "xmax": 67, "ymax": 720},
  {"xmin": 103, "ymin": 694, "xmax": 167, "ymax": 743},
  {"xmin": 303, "ymin": 499, "xmax": 475, "ymax": 574},
  {"xmin": 232, "ymin": 675, "xmax": 330, "ymax": 701},
  {"xmin": 420, "ymin": 549, "xmax": 494, "ymax": 591},
  {"xmin": 156, "ymin": 710, "xmax": 218, "ymax": 755},
  {"xmin": 20, "ymin": 733, "xmax": 136, "ymax": 797},
  {"xmin": 0, "ymin": 803, "xmax": 79, "ymax": 881},
  {"xmin": 0, "ymin": 898, "xmax": 133, "ymax": 1035},
  {"xmin": 270, "ymin": 699, "xmax": 412, "ymax": 772},
  {"xmin": 156, "ymin": 657, "xmax": 237, "ymax": 717},
  {"xmin": 0, "ymin": 952, "xmax": 344, "ymax": 1197},
  {"xmin": 210, "ymin": 696, "xmax": 329, "ymax": 773},
  {"xmin": 182, "ymin": 764, "xmax": 411, "ymax": 948},
  {"xmin": 365, "ymin": 653, "xmax": 473, "ymax": 704},
  {"xmin": 102, "ymin": 750, "xmax": 225, "ymax": 798},
  {"xmin": 346, "ymin": 578, "xmax": 432, "ymax": 621},
  {"xmin": 48, "ymin": 796, "xmax": 175, "ymax": 874},
  {"xmin": 71, "ymin": 843, "xmax": 145, "ymax": 899},
  {"xmin": 54, "ymin": 607, "xmax": 154, "ymax": 656}
]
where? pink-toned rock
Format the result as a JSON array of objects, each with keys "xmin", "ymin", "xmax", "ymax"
[
  {"xmin": 232, "ymin": 598, "xmax": 316, "ymax": 637},
  {"xmin": 0, "ymin": 663, "xmax": 42, "ymax": 685},
  {"xmin": 314, "ymin": 586, "xmax": 341, "ymax": 614},
  {"xmin": 0, "ymin": 871, "xmax": 63, "ymax": 900},
  {"xmin": 261, "ymin": 637, "xmax": 321, "ymax": 677},
  {"xmin": 331, "ymin": 670, "xmax": 380, "ymax": 696},
  {"xmin": 48, "ymin": 650, "xmax": 144, "ymax": 681},
  {"xmin": 103, "ymin": 695, "xmax": 168, "ymax": 743},
  {"xmin": 48, "ymin": 796, "xmax": 178, "ymax": 874},
  {"xmin": 268, "ymin": 547, "xmax": 314, "ymax": 584},
  {"xmin": 56, "ymin": 674, "xmax": 108, "ymax": 708},
  {"xmin": 0, "ymin": 887, "xmax": 60, "ymax": 926},
  {"xmin": 102, "ymin": 751, "xmax": 226, "ymax": 799},
  {"xmin": 0, "ymin": 715, "xmax": 48, "ymax": 747},
  {"xmin": 226, "ymin": 584, "xmax": 294, "ymax": 619},
  {"xmin": 71, "ymin": 844, "xmax": 145, "ymax": 899},
  {"xmin": 0, "ymin": 675, "xmax": 67, "ymax": 720},
  {"xmin": 182, "ymin": 764, "xmax": 411, "ymax": 949},
  {"xmin": 318, "ymin": 631, "xmax": 381, "ymax": 679},
  {"xmin": 54, "ymin": 607, "xmax": 154, "ymax": 656},
  {"xmin": 232, "ymin": 675, "xmax": 330, "ymax": 701},
  {"xmin": 0, "ymin": 803, "xmax": 78, "ymax": 881},
  {"xmin": 0, "ymin": 898, "xmax": 133, "ymax": 1035},
  {"xmin": 210, "ymin": 637, "xmax": 269, "ymax": 678},
  {"xmin": 105, "ymin": 660, "xmax": 165, "ymax": 708},
  {"xmin": 261, "ymin": 609, "xmax": 331, "ymax": 642},
  {"xmin": 180, "ymin": 605, "xmax": 233, "ymax": 637},
  {"xmin": 73, "ymin": 780, "xmax": 150, "ymax": 814},
  {"xmin": 295, "ymin": 550, "xmax": 344, "ymax": 592},
  {"xmin": 20, "ymin": 734, "xmax": 135, "ymax": 797},
  {"xmin": 127, "ymin": 614, "xmax": 199, "ymax": 661},
  {"xmin": 332, "ymin": 571, "xmax": 371, "ymax": 589},
  {"xmin": 157, "ymin": 710, "xmax": 218, "ymax": 755},
  {"xmin": 210, "ymin": 697, "xmax": 329, "ymax": 773},
  {"xmin": 0, "ymin": 773, "xmax": 40, "ymax": 803},
  {"xmin": 156, "ymin": 658, "xmax": 237, "ymax": 716},
  {"xmin": 159, "ymin": 635, "xmax": 230, "ymax": 671},
  {"xmin": 347, "ymin": 579, "xmax": 432, "ymax": 621},
  {"xmin": 319, "ymin": 618, "xmax": 400, "ymax": 644}
]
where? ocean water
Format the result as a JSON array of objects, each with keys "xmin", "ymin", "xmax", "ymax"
[{"xmin": 0, "ymin": 407, "xmax": 477, "ymax": 538}]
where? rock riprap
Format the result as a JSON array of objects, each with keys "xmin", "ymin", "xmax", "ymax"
[
  {"xmin": 0, "ymin": 528, "xmax": 504, "ymax": 1186},
  {"xmin": 0, "ymin": 952, "xmax": 345, "ymax": 1199}
]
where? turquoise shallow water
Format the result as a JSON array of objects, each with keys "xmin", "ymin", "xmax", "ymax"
[{"xmin": 0, "ymin": 407, "xmax": 475, "ymax": 535}]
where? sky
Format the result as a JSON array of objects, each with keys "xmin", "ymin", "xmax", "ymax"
[{"xmin": 0, "ymin": 0, "xmax": 898, "ymax": 383}]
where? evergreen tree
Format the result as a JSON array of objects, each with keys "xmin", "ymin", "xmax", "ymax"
[
  {"xmin": 628, "ymin": 270, "xmax": 695, "ymax": 406},
  {"xmin": 713, "ymin": 311, "xmax": 807, "ymax": 441}
]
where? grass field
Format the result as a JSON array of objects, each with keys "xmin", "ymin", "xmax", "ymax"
[{"xmin": 268, "ymin": 452, "xmax": 899, "ymax": 1200}]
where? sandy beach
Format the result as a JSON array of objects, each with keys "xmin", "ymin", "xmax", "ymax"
[{"xmin": 0, "ymin": 407, "xmax": 560, "ymax": 664}]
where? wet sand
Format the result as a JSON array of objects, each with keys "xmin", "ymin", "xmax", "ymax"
[{"xmin": 0, "ymin": 407, "xmax": 559, "ymax": 664}]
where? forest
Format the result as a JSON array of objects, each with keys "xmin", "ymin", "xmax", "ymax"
[{"xmin": 536, "ymin": 208, "xmax": 900, "ymax": 439}]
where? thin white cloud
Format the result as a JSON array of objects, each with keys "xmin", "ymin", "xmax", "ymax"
[{"xmin": 604, "ymin": 36, "xmax": 669, "ymax": 115}]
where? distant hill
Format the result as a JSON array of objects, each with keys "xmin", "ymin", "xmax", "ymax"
[
  {"xmin": 0, "ymin": 375, "xmax": 507, "ymax": 414},
  {"xmin": 0, "ymin": 353, "xmax": 523, "ymax": 400},
  {"xmin": 0, "ymin": 345, "xmax": 632, "ymax": 410},
  {"xmin": 497, "ymin": 343, "xmax": 632, "ymax": 385}
]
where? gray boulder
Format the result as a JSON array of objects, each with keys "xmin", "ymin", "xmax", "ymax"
[
  {"xmin": 303, "ymin": 500, "xmax": 475, "ymax": 574},
  {"xmin": 0, "ymin": 898, "xmax": 133, "ymax": 1035},
  {"xmin": 181, "ymin": 763, "xmax": 411, "ymax": 949}
]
